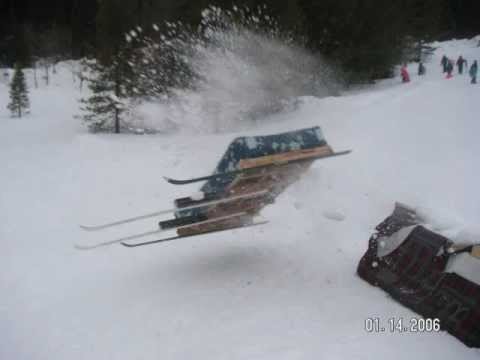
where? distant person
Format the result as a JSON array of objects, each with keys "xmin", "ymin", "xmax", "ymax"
[
  {"xmin": 401, "ymin": 64, "xmax": 410, "ymax": 83},
  {"xmin": 441, "ymin": 55, "xmax": 448, "ymax": 73},
  {"xmin": 446, "ymin": 59, "xmax": 454, "ymax": 78},
  {"xmin": 469, "ymin": 60, "xmax": 478, "ymax": 84},
  {"xmin": 456, "ymin": 56, "xmax": 467, "ymax": 74},
  {"xmin": 418, "ymin": 62, "xmax": 426, "ymax": 76}
]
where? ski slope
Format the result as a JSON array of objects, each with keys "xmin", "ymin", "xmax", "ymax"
[{"xmin": 1, "ymin": 38, "xmax": 479, "ymax": 359}]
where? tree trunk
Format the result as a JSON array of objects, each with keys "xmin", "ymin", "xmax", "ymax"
[
  {"xmin": 114, "ymin": 65, "xmax": 121, "ymax": 133},
  {"xmin": 33, "ymin": 62, "xmax": 38, "ymax": 88},
  {"xmin": 45, "ymin": 65, "xmax": 49, "ymax": 85},
  {"xmin": 114, "ymin": 108, "xmax": 120, "ymax": 133}
]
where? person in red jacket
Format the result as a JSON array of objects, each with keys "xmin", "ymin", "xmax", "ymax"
[{"xmin": 401, "ymin": 64, "xmax": 410, "ymax": 83}]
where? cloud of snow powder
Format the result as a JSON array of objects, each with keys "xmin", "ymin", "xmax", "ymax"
[{"xmin": 132, "ymin": 6, "xmax": 340, "ymax": 133}]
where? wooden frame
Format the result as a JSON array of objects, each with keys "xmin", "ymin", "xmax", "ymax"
[{"xmin": 238, "ymin": 145, "xmax": 333, "ymax": 169}]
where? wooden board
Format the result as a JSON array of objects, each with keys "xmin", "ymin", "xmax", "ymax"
[
  {"xmin": 177, "ymin": 214, "xmax": 252, "ymax": 237},
  {"xmin": 238, "ymin": 145, "xmax": 333, "ymax": 169}
]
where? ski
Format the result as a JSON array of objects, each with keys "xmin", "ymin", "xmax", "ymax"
[
  {"xmin": 75, "ymin": 229, "xmax": 165, "ymax": 250},
  {"xmin": 447, "ymin": 244, "xmax": 480, "ymax": 259},
  {"xmin": 79, "ymin": 189, "xmax": 268, "ymax": 231},
  {"xmin": 122, "ymin": 219, "xmax": 269, "ymax": 248},
  {"xmin": 75, "ymin": 211, "xmax": 249, "ymax": 250},
  {"xmin": 164, "ymin": 150, "xmax": 352, "ymax": 185}
]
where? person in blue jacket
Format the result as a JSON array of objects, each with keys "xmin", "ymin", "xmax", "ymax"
[{"xmin": 469, "ymin": 60, "xmax": 478, "ymax": 84}]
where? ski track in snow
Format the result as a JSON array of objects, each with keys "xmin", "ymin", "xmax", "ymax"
[{"xmin": 1, "ymin": 39, "xmax": 479, "ymax": 359}]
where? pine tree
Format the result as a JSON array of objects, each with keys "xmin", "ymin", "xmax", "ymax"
[
  {"xmin": 80, "ymin": 58, "xmax": 125, "ymax": 133},
  {"xmin": 7, "ymin": 64, "xmax": 30, "ymax": 118}
]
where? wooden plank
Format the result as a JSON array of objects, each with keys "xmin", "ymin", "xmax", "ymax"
[
  {"xmin": 177, "ymin": 214, "xmax": 250, "ymax": 237},
  {"xmin": 472, "ymin": 245, "xmax": 480, "ymax": 259},
  {"xmin": 238, "ymin": 145, "xmax": 333, "ymax": 169}
]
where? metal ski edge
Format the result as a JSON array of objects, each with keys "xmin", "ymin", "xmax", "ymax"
[
  {"xmin": 79, "ymin": 189, "xmax": 269, "ymax": 231},
  {"xmin": 75, "ymin": 211, "xmax": 249, "ymax": 251},
  {"xmin": 164, "ymin": 149, "xmax": 352, "ymax": 185},
  {"xmin": 121, "ymin": 219, "xmax": 269, "ymax": 248}
]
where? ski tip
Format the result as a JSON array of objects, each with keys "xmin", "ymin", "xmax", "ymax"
[
  {"xmin": 74, "ymin": 242, "xmax": 118, "ymax": 251},
  {"xmin": 74, "ymin": 243, "xmax": 94, "ymax": 250},
  {"xmin": 163, "ymin": 176, "xmax": 189, "ymax": 185},
  {"xmin": 163, "ymin": 176, "xmax": 182, "ymax": 184},
  {"xmin": 121, "ymin": 241, "xmax": 137, "ymax": 248},
  {"xmin": 79, "ymin": 224, "xmax": 98, "ymax": 231}
]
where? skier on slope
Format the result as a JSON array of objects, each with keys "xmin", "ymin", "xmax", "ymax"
[
  {"xmin": 418, "ymin": 62, "xmax": 426, "ymax": 76},
  {"xmin": 441, "ymin": 55, "xmax": 448, "ymax": 73},
  {"xmin": 456, "ymin": 56, "xmax": 467, "ymax": 74},
  {"xmin": 446, "ymin": 59, "xmax": 454, "ymax": 79},
  {"xmin": 469, "ymin": 60, "xmax": 478, "ymax": 84},
  {"xmin": 401, "ymin": 64, "xmax": 410, "ymax": 83}
]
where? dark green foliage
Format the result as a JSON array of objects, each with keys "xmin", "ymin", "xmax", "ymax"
[
  {"xmin": 7, "ymin": 64, "xmax": 30, "ymax": 118},
  {"xmin": 122, "ymin": 21, "xmax": 201, "ymax": 98},
  {"xmin": 12, "ymin": 24, "xmax": 32, "ymax": 67},
  {"xmin": 96, "ymin": 0, "xmax": 145, "ymax": 63},
  {"xmin": 37, "ymin": 25, "xmax": 73, "ymax": 63},
  {"xmin": 80, "ymin": 56, "xmax": 129, "ymax": 133},
  {"xmin": 96, "ymin": 0, "xmax": 126, "ymax": 62},
  {"xmin": 23, "ymin": 24, "xmax": 74, "ymax": 86},
  {"xmin": 1, "ymin": 0, "xmax": 479, "ymax": 69},
  {"xmin": 298, "ymin": 0, "xmax": 448, "ymax": 83},
  {"xmin": 406, "ymin": 0, "xmax": 447, "ymax": 62},
  {"xmin": 446, "ymin": 0, "xmax": 480, "ymax": 38}
]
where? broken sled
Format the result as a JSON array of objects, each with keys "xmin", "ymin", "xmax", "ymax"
[
  {"xmin": 357, "ymin": 203, "xmax": 480, "ymax": 348},
  {"xmin": 77, "ymin": 126, "xmax": 351, "ymax": 249}
]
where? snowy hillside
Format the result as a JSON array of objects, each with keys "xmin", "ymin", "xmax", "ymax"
[{"xmin": 1, "ymin": 38, "xmax": 479, "ymax": 360}]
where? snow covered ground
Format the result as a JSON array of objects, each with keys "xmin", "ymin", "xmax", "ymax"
[{"xmin": 1, "ymin": 38, "xmax": 479, "ymax": 359}]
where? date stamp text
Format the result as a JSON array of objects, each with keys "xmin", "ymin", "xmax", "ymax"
[{"xmin": 364, "ymin": 317, "xmax": 441, "ymax": 333}]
